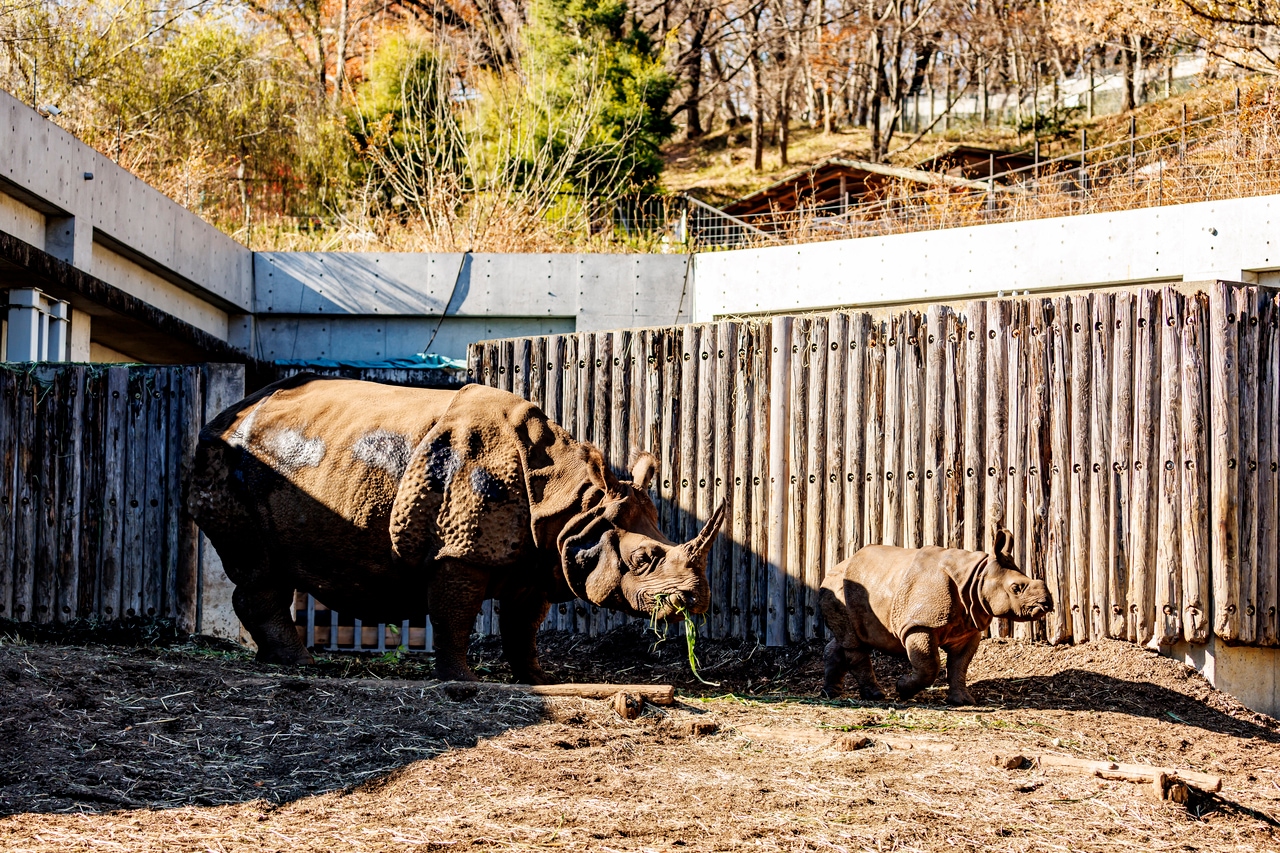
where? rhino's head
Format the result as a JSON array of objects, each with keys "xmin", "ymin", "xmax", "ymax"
[
  {"xmin": 559, "ymin": 452, "xmax": 725, "ymax": 622},
  {"xmin": 980, "ymin": 528, "xmax": 1054, "ymax": 621}
]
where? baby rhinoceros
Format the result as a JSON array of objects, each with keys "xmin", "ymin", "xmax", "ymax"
[{"xmin": 819, "ymin": 529, "xmax": 1052, "ymax": 706}]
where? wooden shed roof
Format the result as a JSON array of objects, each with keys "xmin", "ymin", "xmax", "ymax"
[{"xmin": 721, "ymin": 156, "xmax": 994, "ymax": 219}]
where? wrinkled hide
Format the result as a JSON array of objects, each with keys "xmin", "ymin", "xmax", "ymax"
[
  {"xmin": 189, "ymin": 376, "xmax": 725, "ymax": 683},
  {"xmin": 819, "ymin": 529, "xmax": 1053, "ymax": 705}
]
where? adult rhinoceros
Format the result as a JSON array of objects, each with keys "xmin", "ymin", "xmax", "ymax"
[{"xmin": 188, "ymin": 376, "xmax": 724, "ymax": 683}]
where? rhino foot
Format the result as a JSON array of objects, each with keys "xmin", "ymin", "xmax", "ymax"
[
  {"xmin": 945, "ymin": 688, "xmax": 977, "ymax": 706},
  {"xmin": 818, "ymin": 684, "xmax": 843, "ymax": 700},
  {"xmin": 513, "ymin": 665, "xmax": 554, "ymax": 686},
  {"xmin": 434, "ymin": 663, "xmax": 481, "ymax": 683},
  {"xmin": 894, "ymin": 675, "xmax": 927, "ymax": 702},
  {"xmin": 256, "ymin": 647, "xmax": 314, "ymax": 666},
  {"xmin": 857, "ymin": 685, "xmax": 886, "ymax": 701}
]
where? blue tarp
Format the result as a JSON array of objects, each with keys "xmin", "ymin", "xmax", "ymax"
[{"xmin": 273, "ymin": 352, "xmax": 467, "ymax": 371}]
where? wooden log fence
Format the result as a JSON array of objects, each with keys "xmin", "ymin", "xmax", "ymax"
[
  {"xmin": 0, "ymin": 364, "xmax": 207, "ymax": 630},
  {"xmin": 2, "ymin": 287, "xmax": 1275, "ymax": 656},
  {"xmin": 471, "ymin": 282, "xmax": 1280, "ymax": 649}
]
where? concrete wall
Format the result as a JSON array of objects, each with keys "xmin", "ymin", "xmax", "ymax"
[
  {"xmin": 1165, "ymin": 640, "xmax": 1280, "ymax": 719},
  {"xmin": 254, "ymin": 252, "xmax": 692, "ymax": 361},
  {"xmin": 692, "ymin": 194, "xmax": 1280, "ymax": 320}
]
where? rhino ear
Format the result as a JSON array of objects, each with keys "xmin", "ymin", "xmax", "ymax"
[
  {"xmin": 629, "ymin": 450, "xmax": 658, "ymax": 491},
  {"xmin": 560, "ymin": 513, "xmax": 624, "ymax": 604},
  {"xmin": 993, "ymin": 528, "xmax": 1014, "ymax": 560}
]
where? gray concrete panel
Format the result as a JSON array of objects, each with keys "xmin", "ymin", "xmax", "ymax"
[
  {"xmin": 576, "ymin": 253, "xmax": 692, "ymax": 329},
  {"xmin": 253, "ymin": 315, "xmax": 574, "ymax": 362},
  {"xmin": 255, "ymin": 252, "xmax": 690, "ymax": 325}
]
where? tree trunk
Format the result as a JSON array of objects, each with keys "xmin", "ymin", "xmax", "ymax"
[
  {"xmin": 779, "ymin": 82, "xmax": 791, "ymax": 166},
  {"xmin": 1131, "ymin": 34, "xmax": 1145, "ymax": 106},
  {"xmin": 1121, "ymin": 39, "xmax": 1136, "ymax": 112},
  {"xmin": 683, "ymin": 9, "xmax": 709, "ymax": 138},
  {"xmin": 333, "ymin": 0, "xmax": 349, "ymax": 107},
  {"xmin": 751, "ymin": 40, "xmax": 765, "ymax": 171},
  {"xmin": 869, "ymin": 31, "xmax": 884, "ymax": 159}
]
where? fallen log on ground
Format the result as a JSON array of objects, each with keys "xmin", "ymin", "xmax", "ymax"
[
  {"xmin": 1035, "ymin": 754, "xmax": 1222, "ymax": 792},
  {"xmin": 223, "ymin": 675, "xmax": 678, "ymax": 705},
  {"xmin": 427, "ymin": 681, "xmax": 677, "ymax": 705}
]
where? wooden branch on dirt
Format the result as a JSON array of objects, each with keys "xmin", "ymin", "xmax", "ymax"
[
  {"xmin": 1035, "ymin": 753, "xmax": 1221, "ymax": 792},
  {"xmin": 436, "ymin": 682, "xmax": 677, "ymax": 705}
]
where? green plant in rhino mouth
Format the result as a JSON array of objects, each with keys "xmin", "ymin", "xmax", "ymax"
[{"xmin": 650, "ymin": 594, "xmax": 720, "ymax": 687}]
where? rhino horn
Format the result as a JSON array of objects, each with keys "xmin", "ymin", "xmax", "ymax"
[{"xmin": 681, "ymin": 501, "xmax": 727, "ymax": 567}]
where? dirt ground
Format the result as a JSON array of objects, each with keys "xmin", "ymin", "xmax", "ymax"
[{"xmin": 1, "ymin": 621, "xmax": 1278, "ymax": 852}]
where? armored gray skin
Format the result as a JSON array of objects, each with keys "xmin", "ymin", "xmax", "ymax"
[
  {"xmin": 188, "ymin": 376, "xmax": 724, "ymax": 684},
  {"xmin": 819, "ymin": 529, "xmax": 1053, "ymax": 705}
]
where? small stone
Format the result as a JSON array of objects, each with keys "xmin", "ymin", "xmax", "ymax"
[
  {"xmin": 992, "ymin": 754, "xmax": 1026, "ymax": 770},
  {"xmin": 682, "ymin": 719, "xmax": 719, "ymax": 737},
  {"xmin": 613, "ymin": 692, "xmax": 643, "ymax": 720},
  {"xmin": 835, "ymin": 734, "xmax": 871, "ymax": 751}
]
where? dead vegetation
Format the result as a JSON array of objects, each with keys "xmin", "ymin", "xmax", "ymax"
[{"xmin": 1, "ymin": 625, "xmax": 1278, "ymax": 851}]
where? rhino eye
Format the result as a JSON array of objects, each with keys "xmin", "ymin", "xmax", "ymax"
[{"xmin": 630, "ymin": 548, "xmax": 660, "ymax": 573}]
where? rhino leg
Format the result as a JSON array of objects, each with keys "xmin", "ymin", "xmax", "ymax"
[
  {"xmin": 499, "ymin": 594, "xmax": 552, "ymax": 685},
  {"xmin": 821, "ymin": 640, "xmax": 884, "ymax": 700},
  {"xmin": 943, "ymin": 633, "xmax": 981, "ymax": 706},
  {"xmin": 232, "ymin": 582, "xmax": 314, "ymax": 666},
  {"xmin": 428, "ymin": 561, "xmax": 488, "ymax": 682},
  {"xmin": 819, "ymin": 586, "xmax": 885, "ymax": 700},
  {"xmin": 896, "ymin": 629, "xmax": 941, "ymax": 701}
]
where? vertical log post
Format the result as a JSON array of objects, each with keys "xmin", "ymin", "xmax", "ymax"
[
  {"xmin": 865, "ymin": 321, "xmax": 887, "ymax": 546},
  {"xmin": 882, "ymin": 315, "xmax": 904, "ymax": 548},
  {"xmin": 804, "ymin": 317, "xmax": 829, "ymax": 639},
  {"xmin": 767, "ymin": 317, "xmax": 793, "ymax": 646},
  {"xmin": 1130, "ymin": 290, "xmax": 1160, "ymax": 646},
  {"xmin": 963, "ymin": 302, "xmax": 987, "ymax": 552},
  {"xmin": 1110, "ymin": 292, "xmax": 1136, "ymax": 640},
  {"xmin": 1153, "ymin": 288, "xmax": 1185, "ymax": 648},
  {"xmin": 1089, "ymin": 294, "xmax": 1114, "ymax": 639},
  {"xmin": 1068, "ymin": 295, "xmax": 1093, "ymax": 642},
  {"xmin": 1235, "ymin": 286, "xmax": 1260, "ymax": 644},
  {"xmin": 824, "ymin": 313, "xmax": 849, "ymax": 609},
  {"xmin": 845, "ymin": 314, "xmax": 869, "ymax": 557},
  {"xmin": 903, "ymin": 312, "xmax": 926, "ymax": 549},
  {"xmin": 1209, "ymin": 283, "xmax": 1241, "ymax": 642},
  {"xmin": 923, "ymin": 306, "xmax": 947, "ymax": 546},
  {"xmin": 1258, "ymin": 293, "xmax": 1280, "ymax": 646},
  {"xmin": 786, "ymin": 319, "xmax": 811, "ymax": 642},
  {"xmin": 1180, "ymin": 294, "xmax": 1211, "ymax": 644},
  {"xmin": 1046, "ymin": 297, "xmax": 1073, "ymax": 644},
  {"xmin": 731, "ymin": 323, "xmax": 753, "ymax": 641}
]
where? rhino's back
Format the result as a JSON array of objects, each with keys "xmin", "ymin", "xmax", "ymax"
[{"xmin": 189, "ymin": 377, "xmax": 461, "ymax": 565}]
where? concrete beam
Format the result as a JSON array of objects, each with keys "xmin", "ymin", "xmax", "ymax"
[
  {"xmin": 0, "ymin": 90, "xmax": 252, "ymax": 314},
  {"xmin": 0, "ymin": 230, "xmax": 250, "ymax": 364}
]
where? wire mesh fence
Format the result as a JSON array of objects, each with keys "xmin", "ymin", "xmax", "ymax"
[{"xmin": 684, "ymin": 93, "xmax": 1280, "ymax": 249}]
